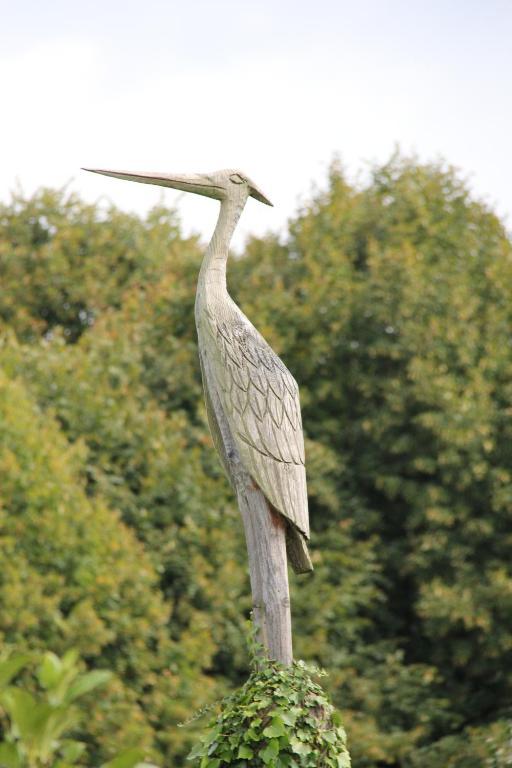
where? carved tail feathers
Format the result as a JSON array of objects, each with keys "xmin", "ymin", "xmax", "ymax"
[
  {"xmin": 252, "ymin": 481, "xmax": 312, "ymax": 575},
  {"xmin": 285, "ymin": 524, "xmax": 313, "ymax": 574},
  {"xmin": 257, "ymin": 494, "xmax": 312, "ymax": 575}
]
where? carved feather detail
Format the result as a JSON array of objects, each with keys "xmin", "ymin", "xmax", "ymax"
[{"xmin": 202, "ymin": 305, "xmax": 310, "ymax": 540}]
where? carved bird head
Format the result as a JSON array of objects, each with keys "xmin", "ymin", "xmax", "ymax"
[{"xmin": 82, "ymin": 167, "xmax": 273, "ymax": 206}]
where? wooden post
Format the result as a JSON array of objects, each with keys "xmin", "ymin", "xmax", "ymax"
[
  {"xmin": 236, "ymin": 475, "xmax": 292, "ymax": 665},
  {"xmin": 201, "ymin": 356, "xmax": 294, "ymax": 666}
]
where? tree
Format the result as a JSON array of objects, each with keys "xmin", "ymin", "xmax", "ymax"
[
  {"xmin": 0, "ymin": 188, "xmax": 200, "ymax": 342},
  {"xmin": 1, "ymin": 156, "xmax": 511, "ymax": 766},
  {"xmin": 0, "ymin": 363, "xmax": 190, "ymax": 763},
  {"xmin": 228, "ymin": 155, "xmax": 512, "ymax": 764}
]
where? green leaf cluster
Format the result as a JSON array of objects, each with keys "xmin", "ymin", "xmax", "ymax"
[
  {"xmin": 188, "ymin": 660, "xmax": 350, "ymax": 767},
  {"xmin": 0, "ymin": 649, "xmax": 153, "ymax": 768},
  {"xmin": 0, "ymin": 189, "xmax": 193, "ymax": 342}
]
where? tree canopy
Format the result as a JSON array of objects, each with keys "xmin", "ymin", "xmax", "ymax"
[{"xmin": 1, "ymin": 156, "xmax": 511, "ymax": 766}]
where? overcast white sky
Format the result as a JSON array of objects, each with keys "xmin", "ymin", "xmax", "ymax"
[{"xmin": 1, "ymin": 0, "xmax": 511, "ymax": 249}]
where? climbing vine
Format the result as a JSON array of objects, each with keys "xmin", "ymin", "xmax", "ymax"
[{"xmin": 187, "ymin": 659, "xmax": 350, "ymax": 767}]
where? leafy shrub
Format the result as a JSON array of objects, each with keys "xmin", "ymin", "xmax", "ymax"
[
  {"xmin": 188, "ymin": 660, "xmax": 350, "ymax": 767},
  {"xmin": 0, "ymin": 367, "xmax": 175, "ymax": 762}
]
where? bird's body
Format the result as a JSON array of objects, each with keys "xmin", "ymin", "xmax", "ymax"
[{"xmin": 194, "ymin": 189, "xmax": 312, "ymax": 573}]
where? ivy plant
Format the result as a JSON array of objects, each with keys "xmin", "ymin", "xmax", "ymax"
[{"xmin": 187, "ymin": 659, "xmax": 350, "ymax": 767}]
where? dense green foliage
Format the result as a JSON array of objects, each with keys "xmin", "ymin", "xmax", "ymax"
[
  {"xmin": 188, "ymin": 659, "xmax": 350, "ymax": 767},
  {"xmin": 1, "ymin": 155, "xmax": 511, "ymax": 766}
]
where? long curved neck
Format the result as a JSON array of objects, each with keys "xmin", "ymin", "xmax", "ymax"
[{"xmin": 197, "ymin": 195, "xmax": 247, "ymax": 295}]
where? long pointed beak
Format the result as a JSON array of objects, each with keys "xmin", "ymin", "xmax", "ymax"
[{"xmin": 81, "ymin": 168, "xmax": 223, "ymax": 201}]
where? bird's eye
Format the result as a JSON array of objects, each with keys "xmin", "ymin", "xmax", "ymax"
[{"xmin": 229, "ymin": 173, "xmax": 245, "ymax": 184}]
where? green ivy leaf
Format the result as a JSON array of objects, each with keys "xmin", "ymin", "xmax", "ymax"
[
  {"xmin": 263, "ymin": 715, "xmax": 286, "ymax": 738},
  {"xmin": 289, "ymin": 736, "xmax": 310, "ymax": 756},
  {"xmin": 187, "ymin": 740, "xmax": 206, "ymax": 761},
  {"xmin": 281, "ymin": 708, "xmax": 300, "ymax": 727},
  {"xmin": 200, "ymin": 758, "xmax": 220, "ymax": 768},
  {"xmin": 254, "ymin": 697, "xmax": 272, "ymax": 709},
  {"xmin": 206, "ymin": 741, "xmax": 218, "ymax": 756},
  {"xmin": 237, "ymin": 744, "xmax": 253, "ymax": 759},
  {"xmin": 260, "ymin": 739, "xmax": 280, "ymax": 764}
]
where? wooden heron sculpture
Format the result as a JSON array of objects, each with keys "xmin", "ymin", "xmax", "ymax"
[{"xmin": 83, "ymin": 167, "xmax": 312, "ymax": 664}]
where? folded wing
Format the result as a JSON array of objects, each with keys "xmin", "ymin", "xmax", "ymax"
[{"xmin": 204, "ymin": 307, "xmax": 310, "ymax": 542}]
